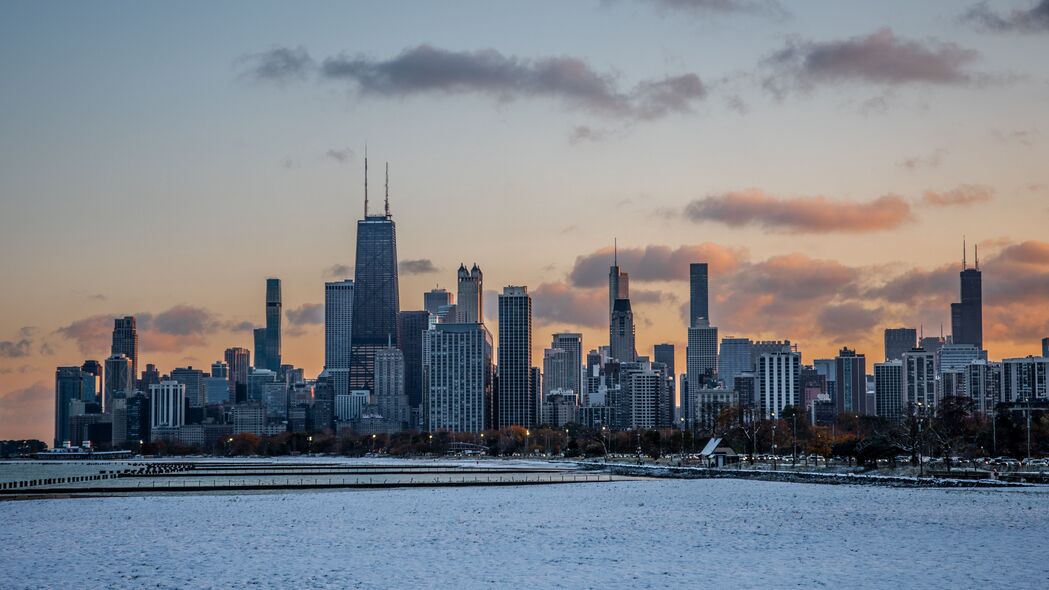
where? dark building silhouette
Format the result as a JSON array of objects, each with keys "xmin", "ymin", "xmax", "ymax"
[
  {"xmin": 689, "ymin": 263, "xmax": 709, "ymax": 327},
  {"xmin": 884, "ymin": 328, "xmax": 917, "ymax": 362},
  {"xmin": 497, "ymin": 286, "xmax": 533, "ymax": 428},
  {"xmin": 951, "ymin": 245, "xmax": 983, "ymax": 351},
  {"xmin": 253, "ymin": 327, "xmax": 267, "ymax": 370},
  {"xmin": 265, "ymin": 278, "xmax": 282, "ymax": 371},
  {"xmin": 835, "ymin": 347, "xmax": 868, "ymax": 416},
  {"xmin": 111, "ymin": 316, "xmax": 138, "ymax": 380},
  {"xmin": 350, "ymin": 158, "xmax": 400, "ymax": 391},
  {"xmin": 397, "ymin": 310, "xmax": 430, "ymax": 411}
]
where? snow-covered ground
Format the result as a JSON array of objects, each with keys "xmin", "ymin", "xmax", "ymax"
[{"xmin": 3, "ymin": 479, "xmax": 1047, "ymax": 589}]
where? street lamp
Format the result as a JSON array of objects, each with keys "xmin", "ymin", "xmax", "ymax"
[
  {"xmin": 792, "ymin": 412, "xmax": 797, "ymax": 466},
  {"xmin": 770, "ymin": 412, "xmax": 778, "ymax": 471},
  {"xmin": 307, "ymin": 435, "xmax": 312, "ymax": 455}
]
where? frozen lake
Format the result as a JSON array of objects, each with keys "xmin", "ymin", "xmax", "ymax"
[{"xmin": 3, "ymin": 479, "xmax": 1047, "ymax": 588}]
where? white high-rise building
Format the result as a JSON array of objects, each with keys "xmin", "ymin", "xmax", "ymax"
[
  {"xmin": 756, "ymin": 351, "xmax": 800, "ymax": 419},
  {"xmin": 149, "ymin": 381, "xmax": 185, "ymax": 430},
  {"xmin": 939, "ymin": 343, "xmax": 982, "ymax": 376},
  {"xmin": 902, "ymin": 348, "xmax": 937, "ymax": 410},
  {"xmin": 325, "ymin": 279, "xmax": 354, "ymax": 399},
  {"xmin": 424, "ymin": 323, "xmax": 493, "ymax": 433},
  {"xmin": 551, "ymin": 333, "xmax": 583, "ymax": 397},
  {"xmin": 685, "ymin": 320, "xmax": 719, "ymax": 423},
  {"xmin": 966, "ymin": 360, "xmax": 1001, "ymax": 415},
  {"xmin": 335, "ymin": 390, "xmax": 371, "ymax": 422},
  {"xmin": 1001, "ymin": 356, "xmax": 1048, "ymax": 403}
]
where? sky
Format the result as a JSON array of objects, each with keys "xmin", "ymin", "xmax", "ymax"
[{"xmin": 2, "ymin": 0, "xmax": 1048, "ymax": 442}]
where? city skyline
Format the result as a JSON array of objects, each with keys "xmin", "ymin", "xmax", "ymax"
[{"xmin": 3, "ymin": 1, "xmax": 1049, "ymax": 441}]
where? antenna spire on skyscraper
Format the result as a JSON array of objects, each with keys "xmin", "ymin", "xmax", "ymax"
[
  {"xmin": 364, "ymin": 144, "xmax": 369, "ymax": 217},
  {"xmin": 975, "ymin": 243, "xmax": 979, "ymax": 270},
  {"xmin": 385, "ymin": 161, "xmax": 390, "ymax": 217},
  {"xmin": 614, "ymin": 237, "xmax": 617, "ymax": 266},
  {"xmin": 962, "ymin": 235, "xmax": 967, "ymax": 270}
]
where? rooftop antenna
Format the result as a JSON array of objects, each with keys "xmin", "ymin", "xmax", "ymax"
[
  {"xmin": 364, "ymin": 144, "xmax": 369, "ymax": 217},
  {"xmin": 962, "ymin": 235, "xmax": 967, "ymax": 270},
  {"xmin": 614, "ymin": 237, "xmax": 618, "ymax": 266},
  {"xmin": 975, "ymin": 243, "xmax": 979, "ymax": 270},
  {"xmin": 384, "ymin": 162, "xmax": 390, "ymax": 217},
  {"xmin": 920, "ymin": 323, "xmax": 924, "ymax": 341}
]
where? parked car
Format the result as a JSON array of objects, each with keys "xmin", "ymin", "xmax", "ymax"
[{"xmin": 1023, "ymin": 458, "xmax": 1048, "ymax": 468}]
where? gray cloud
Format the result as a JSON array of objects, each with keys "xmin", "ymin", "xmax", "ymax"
[
  {"xmin": 817, "ymin": 303, "xmax": 886, "ymax": 343},
  {"xmin": 325, "ymin": 148, "xmax": 355, "ymax": 163},
  {"xmin": 149, "ymin": 305, "xmax": 216, "ymax": 336},
  {"xmin": 400, "ymin": 258, "xmax": 439, "ymax": 275},
  {"xmin": 684, "ymin": 189, "xmax": 913, "ymax": 233},
  {"xmin": 227, "ymin": 320, "xmax": 256, "ymax": 333},
  {"xmin": 531, "ymin": 283, "xmax": 608, "ymax": 329},
  {"xmin": 0, "ymin": 327, "xmax": 35, "ymax": 358},
  {"xmin": 569, "ymin": 125, "xmax": 606, "ymax": 144},
  {"xmin": 922, "ymin": 184, "xmax": 993, "ymax": 207},
  {"xmin": 240, "ymin": 46, "xmax": 315, "ymax": 83},
  {"xmin": 320, "ymin": 45, "xmax": 706, "ymax": 120},
  {"xmin": 324, "ymin": 264, "xmax": 353, "ymax": 279},
  {"xmin": 963, "ymin": 0, "xmax": 1049, "ymax": 33},
  {"xmin": 286, "ymin": 303, "xmax": 323, "ymax": 325},
  {"xmin": 568, "ymin": 243, "xmax": 747, "ymax": 288},
  {"xmin": 899, "ymin": 148, "xmax": 946, "ymax": 170},
  {"xmin": 637, "ymin": 0, "xmax": 788, "ymax": 18},
  {"xmin": 763, "ymin": 28, "xmax": 979, "ymax": 95},
  {"xmin": 0, "ymin": 381, "xmax": 52, "ymax": 440}
]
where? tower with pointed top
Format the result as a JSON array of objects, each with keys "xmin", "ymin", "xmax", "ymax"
[
  {"xmin": 350, "ymin": 151, "xmax": 400, "ymax": 391},
  {"xmin": 951, "ymin": 240, "xmax": 983, "ymax": 352},
  {"xmin": 456, "ymin": 263, "xmax": 483, "ymax": 323},
  {"xmin": 608, "ymin": 239, "xmax": 628, "ymax": 322}
]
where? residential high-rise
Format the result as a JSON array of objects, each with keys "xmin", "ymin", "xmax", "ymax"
[
  {"xmin": 610, "ymin": 299, "xmax": 636, "ymax": 363},
  {"xmin": 103, "ymin": 354, "xmax": 134, "ymax": 412},
  {"xmin": 111, "ymin": 316, "xmax": 138, "ymax": 380},
  {"xmin": 902, "ymin": 348, "xmax": 936, "ymax": 410},
  {"xmin": 551, "ymin": 333, "xmax": 583, "ymax": 397},
  {"xmin": 966, "ymin": 360, "xmax": 1002, "ymax": 415},
  {"xmin": 653, "ymin": 343, "xmax": 676, "ymax": 419},
  {"xmin": 884, "ymin": 328, "xmax": 917, "ymax": 362},
  {"xmin": 423, "ymin": 323, "xmax": 493, "ymax": 433},
  {"xmin": 149, "ymin": 381, "xmax": 186, "ymax": 432},
  {"xmin": 224, "ymin": 348, "xmax": 251, "ymax": 403},
  {"xmin": 938, "ymin": 344, "xmax": 981, "ymax": 376},
  {"xmin": 350, "ymin": 157, "xmax": 400, "ymax": 392},
  {"xmin": 689, "ymin": 263, "xmax": 709, "ymax": 327},
  {"xmin": 719, "ymin": 338, "xmax": 752, "ymax": 389},
  {"xmin": 456, "ymin": 264, "xmax": 483, "ymax": 323},
  {"xmin": 54, "ymin": 366, "xmax": 86, "ymax": 447},
  {"xmin": 835, "ymin": 348, "xmax": 868, "ymax": 415},
  {"xmin": 497, "ymin": 286, "xmax": 533, "ymax": 428},
  {"xmin": 542, "ymin": 348, "xmax": 571, "ymax": 398},
  {"xmin": 374, "ymin": 345, "xmax": 409, "ymax": 427},
  {"xmin": 253, "ymin": 328, "xmax": 267, "ymax": 370},
  {"xmin": 264, "ymin": 278, "xmax": 282, "ymax": 371},
  {"xmin": 325, "ymin": 279, "xmax": 355, "ymax": 398},
  {"xmin": 424, "ymin": 288, "xmax": 453, "ymax": 316},
  {"xmin": 951, "ymin": 244, "xmax": 983, "ymax": 351},
  {"xmin": 756, "ymin": 351, "xmax": 800, "ymax": 419},
  {"xmin": 874, "ymin": 361, "xmax": 903, "ymax": 420},
  {"xmin": 210, "ymin": 361, "xmax": 229, "ymax": 380},
  {"xmin": 397, "ymin": 310, "xmax": 430, "ymax": 412},
  {"xmin": 1001, "ymin": 356, "xmax": 1048, "ymax": 403}
]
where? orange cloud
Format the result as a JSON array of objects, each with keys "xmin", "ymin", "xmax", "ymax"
[{"xmin": 684, "ymin": 189, "xmax": 913, "ymax": 233}]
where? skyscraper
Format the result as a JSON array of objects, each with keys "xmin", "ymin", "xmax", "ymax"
[
  {"xmin": 325, "ymin": 279, "xmax": 354, "ymax": 398},
  {"xmin": 424, "ymin": 322, "xmax": 493, "ymax": 433},
  {"xmin": 456, "ymin": 264, "xmax": 483, "ymax": 323},
  {"xmin": 689, "ymin": 263, "xmax": 709, "ymax": 327},
  {"xmin": 103, "ymin": 354, "xmax": 133, "ymax": 412},
  {"xmin": 55, "ymin": 366, "xmax": 86, "ymax": 447},
  {"xmin": 835, "ymin": 347, "xmax": 867, "ymax": 415},
  {"xmin": 685, "ymin": 319, "xmax": 718, "ymax": 424},
  {"xmin": 253, "ymin": 328, "xmax": 267, "ymax": 370},
  {"xmin": 497, "ymin": 286, "xmax": 533, "ymax": 428},
  {"xmin": 884, "ymin": 328, "xmax": 917, "ymax": 362},
  {"xmin": 551, "ymin": 333, "xmax": 583, "ymax": 397},
  {"xmin": 1041, "ymin": 337, "xmax": 1048, "ymax": 358},
  {"xmin": 951, "ymin": 243, "xmax": 983, "ymax": 351},
  {"xmin": 374, "ymin": 345, "xmax": 409, "ymax": 427},
  {"xmin": 396, "ymin": 310, "xmax": 430, "ymax": 411},
  {"xmin": 224, "ymin": 347, "xmax": 251, "ymax": 403},
  {"xmin": 874, "ymin": 360, "xmax": 903, "ymax": 420},
  {"xmin": 756, "ymin": 351, "xmax": 800, "ymax": 419},
  {"xmin": 719, "ymin": 337, "xmax": 752, "ymax": 389},
  {"xmin": 610, "ymin": 299, "xmax": 636, "ymax": 363},
  {"xmin": 149, "ymin": 381, "xmax": 186, "ymax": 433},
  {"xmin": 608, "ymin": 243, "xmax": 628, "ymax": 322},
  {"xmin": 424, "ymin": 288, "xmax": 453, "ymax": 316},
  {"xmin": 111, "ymin": 316, "xmax": 138, "ymax": 380},
  {"xmin": 653, "ymin": 343, "xmax": 676, "ymax": 422},
  {"xmin": 265, "ymin": 278, "xmax": 282, "ymax": 371},
  {"xmin": 350, "ymin": 156, "xmax": 400, "ymax": 392},
  {"xmin": 171, "ymin": 366, "xmax": 205, "ymax": 408},
  {"xmin": 902, "ymin": 348, "xmax": 936, "ymax": 410}
]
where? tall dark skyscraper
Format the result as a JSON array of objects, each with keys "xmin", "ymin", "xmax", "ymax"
[
  {"xmin": 111, "ymin": 316, "xmax": 138, "ymax": 380},
  {"xmin": 224, "ymin": 347, "xmax": 251, "ymax": 402},
  {"xmin": 397, "ymin": 310, "xmax": 430, "ymax": 411},
  {"xmin": 884, "ymin": 327, "xmax": 917, "ymax": 362},
  {"xmin": 350, "ymin": 157, "xmax": 400, "ymax": 391},
  {"xmin": 54, "ymin": 366, "xmax": 85, "ymax": 447},
  {"xmin": 424, "ymin": 288, "xmax": 452, "ymax": 316},
  {"xmin": 951, "ymin": 243, "xmax": 983, "ymax": 351},
  {"xmin": 1042, "ymin": 337, "xmax": 1049, "ymax": 358},
  {"xmin": 253, "ymin": 327, "xmax": 267, "ymax": 370},
  {"xmin": 498, "ymin": 286, "xmax": 533, "ymax": 428},
  {"xmin": 610, "ymin": 299, "xmax": 636, "ymax": 363},
  {"xmin": 265, "ymin": 278, "xmax": 282, "ymax": 371},
  {"xmin": 689, "ymin": 263, "xmax": 709, "ymax": 327}
]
